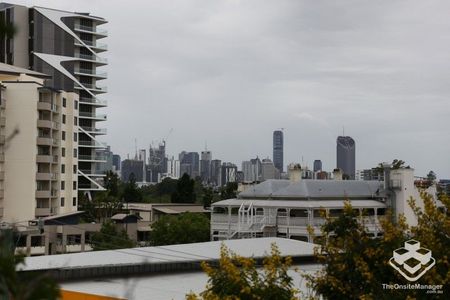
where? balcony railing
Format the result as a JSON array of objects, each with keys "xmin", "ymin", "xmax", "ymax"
[
  {"xmin": 74, "ymin": 68, "xmax": 107, "ymax": 78},
  {"xmin": 74, "ymin": 53, "xmax": 108, "ymax": 64},
  {"xmin": 78, "ymin": 140, "xmax": 107, "ymax": 148},
  {"xmin": 35, "ymin": 207, "xmax": 51, "ymax": 217},
  {"xmin": 78, "ymin": 112, "xmax": 107, "ymax": 120},
  {"xmin": 79, "ymin": 127, "xmax": 107, "ymax": 134},
  {"xmin": 75, "ymin": 83, "xmax": 107, "ymax": 92},
  {"xmin": 74, "ymin": 24, "xmax": 108, "ymax": 35},
  {"xmin": 79, "ymin": 97, "xmax": 107, "ymax": 106},
  {"xmin": 78, "ymin": 154, "xmax": 107, "ymax": 161},
  {"xmin": 75, "ymin": 40, "xmax": 108, "ymax": 50}
]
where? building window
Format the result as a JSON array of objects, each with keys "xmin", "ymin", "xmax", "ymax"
[
  {"xmin": 62, "ymin": 147, "xmax": 65, "ymax": 157},
  {"xmin": 74, "ymin": 116, "xmax": 78, "ymax": 126},
  {"xmin": 63, "ymin": 98, "xmax": 66, "ymax": 107},
  {"xmin": 61, "ymin": 181, "xmax": 65, "ymax": 190},
  {"xmin": 73, "ymin": 197, "xmax": 77, "ymax": 206},
  {"xmin": 73, "ymin": 165, "xmax": 77, "ymax": 174},
  {"xmin": 73, "ymin": 181, "xmax": 77, "ymax": 190},
  {"xmin": 61, "ymin": 164, "xmax": 65, "ymax": 174},
  {"xmin": 62, "ymin": 114, "xmax": 66, "ymax": 124},
  {"xmin": 62, "ymin": 131, "xmax": 66, "ymax": 140},
  {"xmin": 61, "ymin": 197, "xmax": 65, "ymax": 207},
  {"xmin": 74, "ymin": 100, "xmax": 78, "ymax": 110},
  {"xmin": 74, "ymin": 132, "xmax": 78, "ymax": 142},
  {"xmin": 73, "ymin": 148, "xmax": 77, "ymax": 158}
]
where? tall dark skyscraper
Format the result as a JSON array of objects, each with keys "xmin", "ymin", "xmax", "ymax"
[
  {"xmin": 336, "ymin": 136, "xmax": 356, "ymax": 180},
  {"xmin": 313, "ymin": 160, "xmax": 322, "ymax": 172},
  {"xmin": 273, "ymin": 130, "xmax": 284, "ymax": 173}
]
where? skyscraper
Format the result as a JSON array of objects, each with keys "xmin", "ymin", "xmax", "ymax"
[
  {"xmin": 273, "ymin": 130, "xmax": 284, "ymax": 173},
  {"xmin": 200, "ymin": 150, "xmax": 212, "ymax": 183},
  {"xmin": 313, "ymin": 160, "xmax": 322, "ymax": 172},
  {"xmin": 336, "ymin": 136, "xmax": 356, "ymax": 180},
  {"xmin": 0, "ymin": 3, "xmax": 109, "ymax": 193}
]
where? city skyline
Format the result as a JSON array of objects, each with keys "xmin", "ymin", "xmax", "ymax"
[{"xmin": 8, "ymin": 0, "xmax": 450, "ymax": 178}]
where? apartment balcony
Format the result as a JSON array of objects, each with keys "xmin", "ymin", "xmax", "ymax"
[
  {"xmin": 79, "ymin": 97, "xmax": 107, "ymax": 107},
  {"xmin": 78, "ymin": 140, "xmax": 107, "ymax": 148},
  {"xmin": 36, "ymin": 137, "xmax": 53, "ymax": 146},
  {"xmin": 36, "ymin": 172, "xmax": 51, "ymax": 180},
  {"xmin": 0, "ymin": 135, "xmax": 4, "ymax": 144},
  {"xmin": 52, "ymin": 155, "xmax": 59, "ymax": 164},
  {"xmin": 35, "ymin": 190, "xmax": 51, "ymax": 198},
  {"xmin": 0, "ymin": 97, "xmax": 5, "ymax": 109},
  {"xmin": 79, "ymin": 126, "xmax": 107, "ymax": 135},
  {"xmin": 74, "ymin": 24, "xmax": 108, "ymax": 37},
  {"xmin": 74, "ymin": 53, "xmax": 108, "ymax": 65},
  {"xmin": 78, "ymin": 169, "xmax": 106, "ymax": 177},
  {"xmin": 36, "ymin": 154, "xmax": 53, "ymax": 163},
  {"xmin": 37, "ymin": 101, "xmax": 58, "ymax": 112},
  {"xmin": 0, "ymin": 171, "xmax": 4, "ymax": 180},
  {"xmin": 74, "ymin": 68, "xmax": 107, "ymax": 79},
  {"xmin": 0, "ymin": 117, "xmax": 5, "ymax": 127},
  {"xmin": 78, "ymin": 154, "xmax": 107, "ymax": 162},
  {"xmin": 0, "ymin": 153, "xmax": 4, "ymax": 162},
  {"xmin": 75, "ymin": 40, "xmax": 108, "ymax": 52},
  {"xmin": 35, "ymin": 207, "xmax": 51, "ymax": 217},
  {"xmin": 51, "ymin": 189, "xmax": 59, "ymax": 198},
  {"xmin": 78, "ymin": 111, "xmax": 107, "ymax": 121},
  {"xmin": 0, "ymin": 189, "xmax": 3, "ymax": 198},
  {"xmin": 75, "ymin": 83, "xmax": 107, "ymax": 94},
  {"xmin": 37, "ymin": 119, "xmax": 52, "ymax": 129},
  {"xmin": 0, "ymin": 207, "xmax": 3, "ymax": 217}
]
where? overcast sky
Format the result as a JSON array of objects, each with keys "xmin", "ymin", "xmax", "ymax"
[{"xmin": 13, "ymin": 0, "xmax": 450, "ymax": 178}]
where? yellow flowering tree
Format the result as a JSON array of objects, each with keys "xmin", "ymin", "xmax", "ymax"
[
  {"xmin": 307, "ymin": 193, "xmax": 450, "ymax": 299},
  {"xmin": 187, "ymin": 243, "xmax": 298, "ymax": 300}
]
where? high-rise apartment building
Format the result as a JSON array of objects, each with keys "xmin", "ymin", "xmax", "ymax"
[
  {"xmin": 179, "ymin": 151, "xmax": 199, "ymax": 178},
  {"xmin": 261, "ymin": 158, "xmax": 280, "ymax": 181},
  {"xmin": 0, "ymin": 3, "xmax": 108, "ymax": 193},
  {"xmin": 0, "ymin": 64, "xmax": 79, "ymax": 222},
  {"xmin": 336, "ymin": 136, "xmax": 356, "ymax": 180},
  {"xmin": 210, "ymin": 159, "xmax": 222, "ymax": 187},
  {"xmin": 121, "ymin": 159, "xmax": 144, "ymax": 182},
  {"xmin": 221, "ymin": 162, "xmax": 237, "ymax": 186},
  {"xmin": 148, "ymin": 141, "xmax": 167, "ymax": 182},
  {"xmin": 273, "ymin": 130, "xmax": 283, "ymax": 173},
  {"xmin": 242, "ymin": 157, "xmax": 261, "ymax": 182}
]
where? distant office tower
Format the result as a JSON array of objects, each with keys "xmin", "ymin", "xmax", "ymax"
[
  {"xmin": 112, "ymin": 154, "xmax": 121, "ymax": 171},
  {"xmin": 313, "ymin": 160, "xmax": 322, "ymax": 172},
  {"xmin": 336, "ymin": 136, "xmax": 356, "ymax": 180},
  {"xmin": 179, "ymin": 151, "xmax": 200, "ymax": 178},
  {"xmin": 210, "ymin": 159, "xmax": 222, "ymax": 186},
  {"xmin": 261, "ymin": 158, "xmax": 280, "ymax": 181},
  {"xmin": 96, "ymin": 146, "xmax": 114, "ymax": 174},
  {"xmin": 166, "ymin": 157, "xmax": 180, "ymax": 179},
  {"xmin": 0, "ymin": 65, "xmax": 79, "ymax": 222},
  {"xmin": 121, "ymin": 159, "xmax": 144, "ymax": 182},
  {"xmin": 273, "ymin": 130, "xmax": 284, "ymax": 173},
  {"xmin": 242, "ymin": 157, "xmax": 262, "ymax": 182},
  {"xmin": 0, "ymin": 4, "xmax": 109, "ymax": 193},
  {"xmin": 200, "ymin": 150, "xmax": 212, "ymax": 183},
  {"xmin": 221, "ymin": 162, "xmax": 237, "ymax": 186},
  {"xmin": 148, "ymin": 141, "xmax": 167, "ymax": 182}
]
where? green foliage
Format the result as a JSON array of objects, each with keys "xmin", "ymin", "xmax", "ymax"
[
  {"xmin": 0, "ymin": 15, "xmax": 16, "ymax": 39},
  {"xmin": 0, "ymin": 229, "xmax": 60, "ymax": 300},
  {"xmin": 220, "ymin": 182, "xmax": 238, "ymax": 200},
  {"xmin": 426, "ymin": 170, "xmax": 437, "ymax": 182},
  {"xmin": 150, "ymin": 212, "xmax": 210, "ymax": 246},
  {"xmin": 171, "ymin": 174, "xmax": 196, "ymax": 203},
  {"xmin": 187, "ymin": 243, "xmax": 298, "ymax": 300},
  {"xmin": 123, "ymin": 173, "xmax": 142, "ymax": 202},
  {"xmin": 91, "ymin": 221, "xmax": 135, "ymax": 251},
  {"xmin": 202, "ymin": 187, "xmax": 214, "ymax": 208},
  {"xmin": 307, "ymin": 194, "xmax": 450, "ymax": 299}
]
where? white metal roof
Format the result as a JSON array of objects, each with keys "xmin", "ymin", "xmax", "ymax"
[
  {"xmin": 0, "ymin": 62, "xmax": 49, "ymax": 78},
  {"xmin": 212, "ymin": 198, "xmax": 386, "ymax": 209},
  {"xmin": 21, "ymin": 238, "xmax": 316, "ymax": 272}
]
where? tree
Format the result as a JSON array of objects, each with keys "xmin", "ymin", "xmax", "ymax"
[
  {"xmin": 171, "ymin": 173, "xmax": 196, "ymax": 203},
  {"xmin": 103, "ymin": 170, "xmax": 120, "ymax": 197},
  {"xmin": 187, "ymin": 244, "xmax": 298, "ymax": 300},
  {"xmin": 91, "ymin": 221, "xmax": 135, "ymax": 251},
  {"xmin": 220, "ymin": 182, "xmax": 238, "ymax": 200},
  {"xmin": 0, "ymin": 229, "xmax": 60, "ymax": 300},
  {"xmin": 122, "ymin": 173, "xmax": 142, "ymax": 202},
  {"xmin": 426, "ymin": 170, "xmax": 437, "ymax": 182},
  {"xmin": 0, "ymin": 14, "xmax": 16, "ymax": 40},
  {"xmin": 306, "ymin": 193, "xmax": 450, "ymax": 299},
  {"xmin": 150, "ymin": 212, "xmax": 209, "ymax": 246},
  {"xmin": 202, "ymin": 187, "xmax": 214, "ymax": 208}
]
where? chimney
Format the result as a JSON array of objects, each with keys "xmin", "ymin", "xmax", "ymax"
[
  {"xmin": 288, "ymin": 164, "xmax": 302, "ymax": 182},
  {"xmin": 333, "ymin": 168, "xmax": 343, "ymax": 180}
]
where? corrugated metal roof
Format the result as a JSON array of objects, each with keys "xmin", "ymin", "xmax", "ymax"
[
  {"xmin": 212, "ymin": 198, "xmax": 386, "ymax": 209},
  {"xmin": 239, "ymin": 179, "xmax": 384, "ymax": 199},
  {"xmin": 21, "ymin": 238, "xmax": 316, "ymax": 272}
]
